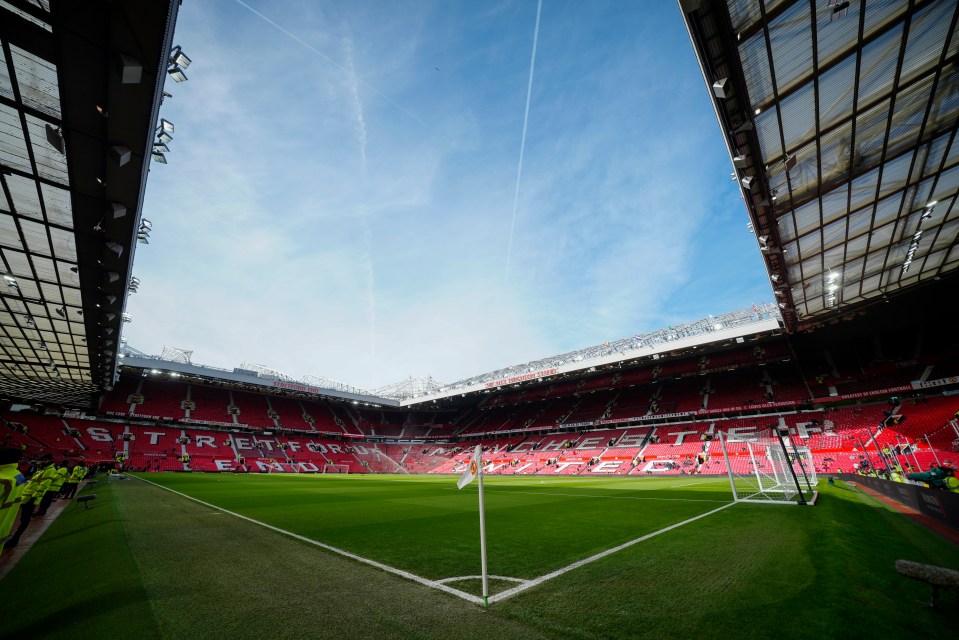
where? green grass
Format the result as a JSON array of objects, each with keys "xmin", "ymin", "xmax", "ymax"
[
  {"xmin": 1, "ymin": 473, "xmax": 957, "ymax": 639},
  {"xmin": 138, "ymin": 473, "xmax": 735, "ymax": 585}
]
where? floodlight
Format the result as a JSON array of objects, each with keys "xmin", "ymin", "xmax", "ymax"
[
  {"xmin": 757, "ymin": 235, "xmax": 768, "ymax": 246},
  {"xmin": 121, "ymin": 313, "xmax": 132, "ymax": 322},
  {"xmin": 157, "ymin": 131, "xmax": 173, "ymax": 144},
  {"xmin": 167, "ymin": 65, "xmax": 188, "ymax": 83},
  {"xmin": 106, "ymin": 272, "xmax": 120, "ymax": 283},
  {"xmin": 45, "ymin": 124, "xmax": 65, "ymax": 154},
  {"xmin": 111, "ymin": 145, "xmax": 131, "ymax": 167},
  {"xmin": 169, "ymin": 45, "xmax": 192, "ymax": 69},
  {"xmin": 119, "ymin": 54, "xmax": 143, "ymax": 84},
  {"xmin": 712, "ymin": 78, "xmax": 728, "ymax": 99},
  {"xmin": 151, "ymin": 151, "xmax": 167, "ymax": 164},
  {"xmin": 770, "ymin": 274, "xmax": 780, "ymax": 283},
  {"xmin": 732, "ymin": 154, "xmax": 747, "ymax": 169},
  {"xmin": 153, "ymin": 142, "xmax": 170, "ymax": 155},
  {"xmin": 159, "ymin": 119, "xmax": 174, "ymax": 134},
  {"xmin": 110, "ymin": 202, "xmax": 127, "ymax": 219},
  {"xmin": 740, "ymin": 176, "xmax": 754, "ymax": 190},
  {"xmin": 105, "ymin": 242, "xmax": 124, "ymax": 258},
  {"xmin": 140, "ymin": 219, "xmax": 152, "ymax": 230}
]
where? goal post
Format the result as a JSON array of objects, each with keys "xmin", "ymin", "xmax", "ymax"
[
  {"xmin": 719, "ymin": 431, "xmax": 818, "ymax": 505},
  {"xmin": 323, "ymin": 464, "xmax": 350, "ymax": 474}
]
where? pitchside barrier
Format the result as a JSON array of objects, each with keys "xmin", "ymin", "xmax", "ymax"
[{"xmin": 842, "ymin": 474, "xmax": 959, "ymax": 530}]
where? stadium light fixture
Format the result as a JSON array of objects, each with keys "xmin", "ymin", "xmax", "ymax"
[
  {"xmin": 157, "ymin": 130, "xmax": 173, "ymax": 144},
  {"xmin": 153, "ymin": 142, "xmax": 170, "ymax": 154},
  {"xmin": 159, "ymin": 119, "xmax": 174, "ymax": 134},
  {"xmin": 167, "ymin": 65, "xmax": 188, "ymax": 83},
  {"xmin": 152, "ymin": 151, "xmax": 167, "ymax": 164},
  {"xmin": 169, "ymin": 45, "xmax": 192, "ymax": 69},
  {"xmin": 712, "ymin": 78, "xmax": 728, "ymax": 99},
  {"xmin": 121, "ymin": 313, "xmax": 133, "ymax": 322}
]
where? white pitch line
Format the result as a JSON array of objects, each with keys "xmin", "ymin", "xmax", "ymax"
[
  {"xmin": 133, "ymin": 475, "xmax": 484, "ymax": 605},
  {"xmin": 479, "ymin": 488, "xmax": 729, "ymax": 503},
  {"xmin": 134, "ymin": 475, "xmax": 736, "ymax": 605},
  {"xmin": 670, "ymin": 479, "xmax": 729, "ymax": 489},
  {"xmin": 435, "ymin": 575, "xmax": 530, "ymax": 586},
  {"xmin": 487, "ymin": 501, "xmax": 737, "ymax": 603}
]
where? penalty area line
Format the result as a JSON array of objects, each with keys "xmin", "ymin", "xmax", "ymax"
[
  {"xmin": 132, "ymin": 475, "xmax": 484, "ymax": 605},
  {"xmin": 487, "ymin": 501, "xmax": 737, "ymax": 604}
]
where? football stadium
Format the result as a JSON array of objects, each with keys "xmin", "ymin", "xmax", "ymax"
[{"xmin": 2, "ymin": 1, "xmax": 959, "ymax": 638}]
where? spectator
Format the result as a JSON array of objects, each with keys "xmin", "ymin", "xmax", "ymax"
[{"xmin": 0, "ymin": 447, "xmax": 26, "ymax": 554}]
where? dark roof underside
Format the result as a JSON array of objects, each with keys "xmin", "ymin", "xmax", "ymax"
[{"xmin": 684, "ymin": 0, "xmax": 959, "ymax": 331}]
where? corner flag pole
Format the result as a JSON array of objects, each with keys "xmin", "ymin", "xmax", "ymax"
[{"xmin": 477, "ymin": 446, "xmax": 489, "ymax": 607}]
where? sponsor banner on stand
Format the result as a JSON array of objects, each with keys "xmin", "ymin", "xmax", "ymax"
[
  {"xmin": 911, "ymin": 376, "xmax": 959, "ymax": 390},
  {"xmin": 811, "ymin": 385, "xmax": 913, "ymax": 403},
  {"xmin": 484, "ymin": 368, "xmax": 558, "ymax": 389}
]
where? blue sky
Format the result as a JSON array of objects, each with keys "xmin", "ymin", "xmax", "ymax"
[{"xmin": 125, "ymin": 0, "xmax": 773, "ymax": 390}]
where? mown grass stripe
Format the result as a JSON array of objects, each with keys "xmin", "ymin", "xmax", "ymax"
[
  {"xmin": 487, "ymin": 501, "xmax": 737, "ymax": 603},
  {"xmin": 133, "ymin": 474, "xmax": 485, "ymax": 605}
]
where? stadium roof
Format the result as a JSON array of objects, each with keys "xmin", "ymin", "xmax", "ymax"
[
  {"xmin": 119, "ymin": 304, "xmax": 785, "ymax": 405},
  {"xmin": 682, "ymin": 0, "xmax": 959, "ymax": 332},
  {"xmin": 0, "ymin": 0, "xmax": 179, "ymax": 407}
]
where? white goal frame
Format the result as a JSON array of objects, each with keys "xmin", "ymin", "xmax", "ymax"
[
  {"xmin": 718, "ymin": 432, "xmax": 817, "ymax": 506},
  {"xmin": 323, "ymin": 464, "xmax": 350, "ymax": 474}
]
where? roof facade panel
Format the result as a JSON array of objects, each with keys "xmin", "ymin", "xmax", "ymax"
[
  {"xmin": 9, "ymin": 45, "xmax": 60, "ymax": 118},
  {"xmin": 4, "ymin": 172, "xmax": 42, "ymax": 220},
  {"xmin": 818, "ymin": 54, "xmax": 857, "ymax": 131},
  {"xmin": 899, "ymin": 1, "xmax": 953, "ymax": 86},
  {"xmin": 0, "ymin": 103, "xmax": 32, "ymax": 173},
  {"xmin": 768, "ymin": 0, "xmax": 813, "ymax": 95}
]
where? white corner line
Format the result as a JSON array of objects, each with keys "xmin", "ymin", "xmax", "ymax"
[
  {"xmin": 487, "ymin": 501, "xmax": 737, "ymax": 603},
  {"xmin": 435, "ymin": 575, "xmax": 531, "ymax": 586},
  {"xmin": 133, "ymin": 475, "xmax": 735, "ymax": 606},
  {"xmin": 132, "ymin": 475, "xmax": 484, "ymax": 605}
]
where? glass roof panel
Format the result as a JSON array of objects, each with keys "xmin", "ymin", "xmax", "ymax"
[
  {"xmin": 768, "ymin": 0, "xmax": 812, "ymax": 94},
  {"xmin": 10, "ymin": 45, "xmax": 61, "ymax": 119},
  {"xmin": 899, "ymin": 0, "xmax": 952, "ymax": 86}
]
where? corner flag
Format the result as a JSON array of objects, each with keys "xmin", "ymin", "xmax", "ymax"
[
  {"xmin": 455, "ymin": 444, "xmax": 489, "ymax": 605},
  {"xmin": 457, "ymin": 445, "xmax": 481, "ymax": 489}
]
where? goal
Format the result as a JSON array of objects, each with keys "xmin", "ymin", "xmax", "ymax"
[
  {"xmin": 718, "ymin": 432, "xmax": 817, "ymax": 505},
  {"xmin": 323, "ymin": 464, "xmax": 350, "ymax": 474}
]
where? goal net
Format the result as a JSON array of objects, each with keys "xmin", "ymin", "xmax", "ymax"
[
  {"xmin": 323, "ymin": 464, "xmax": 350, "ymax": 474},
  {"xmin": 719, "ymin": 432, "xmax": 817, "ymax": 505}
]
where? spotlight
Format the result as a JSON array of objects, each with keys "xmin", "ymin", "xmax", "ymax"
[
  {"xmin": 119, "ymin": 54, "xmax": 143, "ymax": 84},
  {"xmin": 110, "ymin": 145, "xmax": 131, "ymax": 167},
  {"xmin": 110, "ymin": 202, "xmax": 128, "ymax": 219},
  {"xmin": 167, "ymin": 66, "xmax": 188, "ymax": 83},
  {"xmin": 169, "ymin": 45, "xmax": 192, "ymax": 69},
  {"xmin": 712, "ymin": 78, "xmax": 728, "ymax": 99},
  {"xmin": 45, "ymin": 124, "xmax": 65, "ymax": 154}
]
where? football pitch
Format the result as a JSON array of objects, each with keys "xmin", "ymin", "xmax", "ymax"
[{"xmin": 2, "ymin": 472, "xmax": 957, "ymax": 639}]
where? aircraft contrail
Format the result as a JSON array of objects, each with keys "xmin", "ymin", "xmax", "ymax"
[
  {"xmin": 505, "ymin": 0, "xmax": 543, "ymax": 286},
  {"xmin": 233, "ymin": 0, "xmax": 425, "ymax": 126}
]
